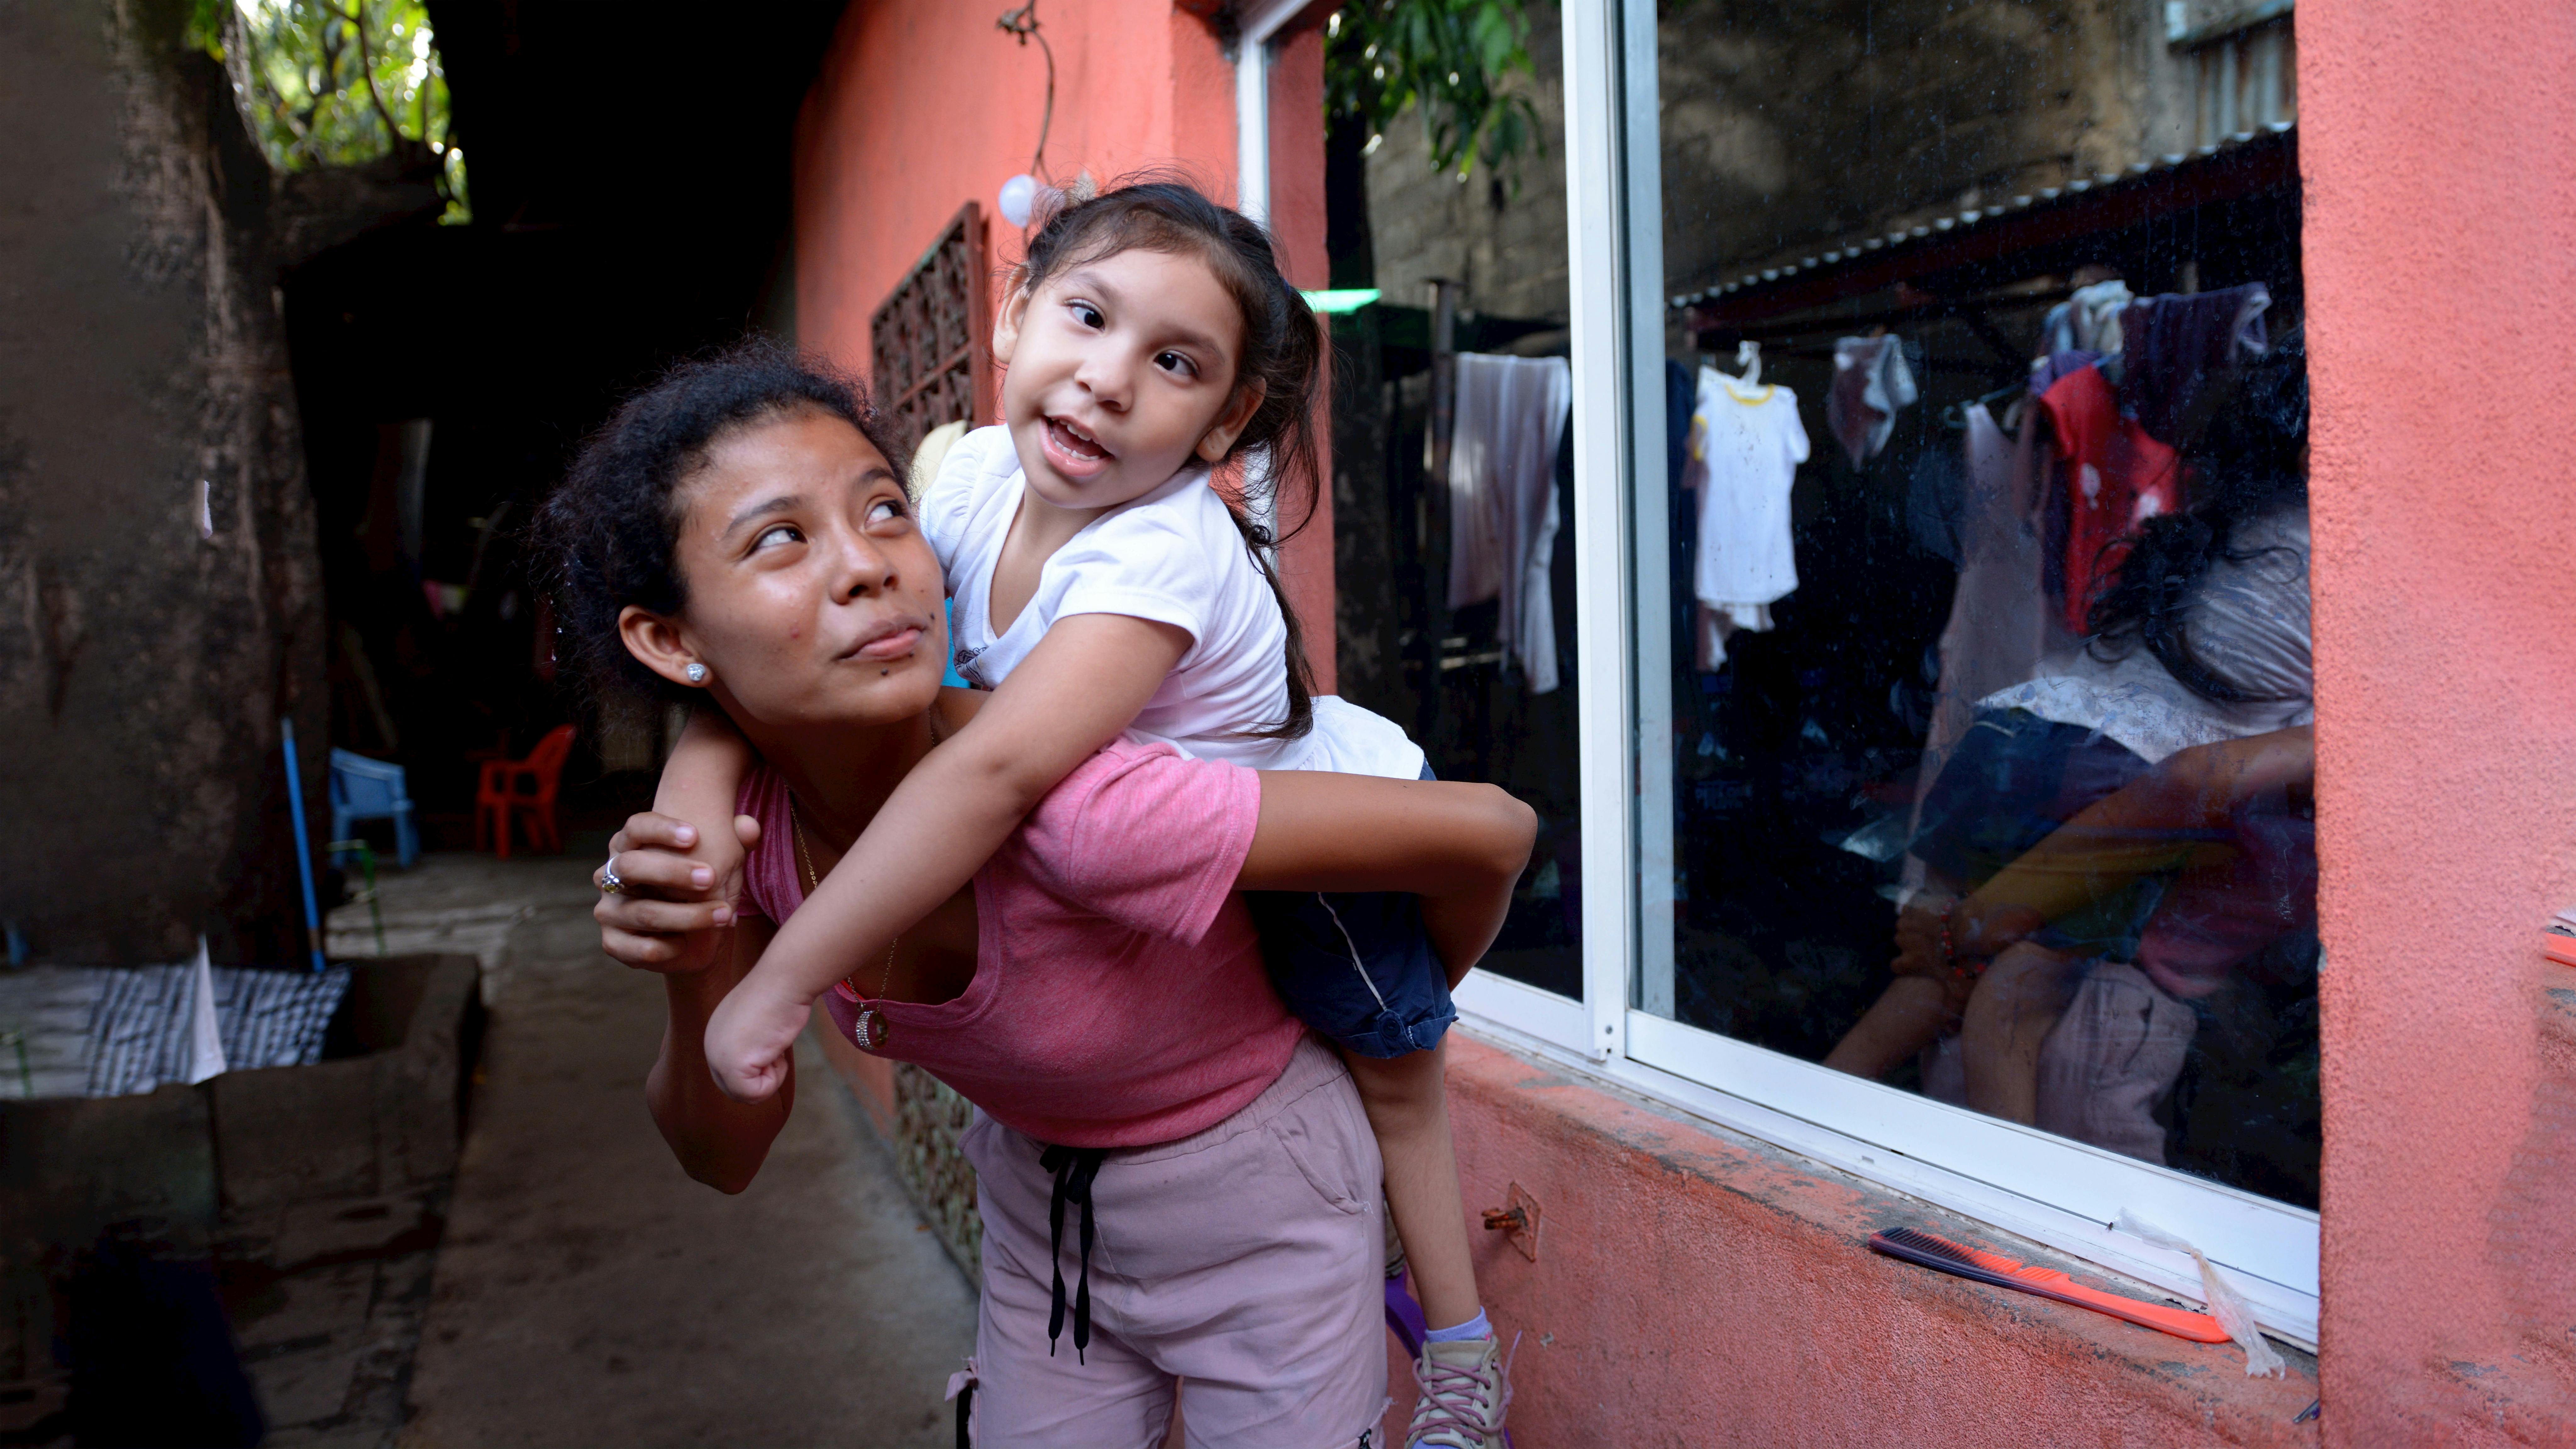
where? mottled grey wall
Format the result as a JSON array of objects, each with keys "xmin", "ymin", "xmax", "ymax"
[
  {"xmin": 0, "ymin": 0, "xmax": 426, "ymax": 963},
  {"xmin": 1364, "ymin": 0, "xmax": 2198, "ymax": 315},
  {"xmin": 1363, "ymin": 1, "xmax": 1573, "ymax": 328}
]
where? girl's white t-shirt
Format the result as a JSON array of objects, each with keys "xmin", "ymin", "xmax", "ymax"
[{"xmin": 921, "ymin": 425, "xmax": 1425, "ymax": 778}]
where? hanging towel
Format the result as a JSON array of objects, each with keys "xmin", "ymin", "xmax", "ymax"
[
  {"xmin": 1446, "ymin": 352, "xmax": 1573, "ymax": 693},
  {"xmin": 2037, "ymin": 364, "xmax": 2182, "ymax": 634},
  {"xmin": 1827, "ymin": 336, "xmax": 1917, "ymax": 468},
  {"xmin": 1688, "ymin": 367, "xmax": 1809, "ymax": 669},
  {"xmin": 2120, "ymin": 283, "xmax": 2272, "ymax": 447},
  {"xmin": 83, "ymin": 960, "xmax": 351, "ymax": 1098},
  {"xmin": 2039, "ymin": 279, "xmax": 2135, "ymax": 356},
  {"xmin": 1910, "ymin": 401, "xmax": 2055, "ymax": 827}
]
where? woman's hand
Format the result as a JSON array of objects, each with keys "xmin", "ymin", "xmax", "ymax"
[
  {"xmin": 1889, "ymin": 895, "xmax": 1978, "ymax": 1015},
  {"xmin": 702, "ymin": 974, "xmax": 810, "ymax": 1103},
  {"xmin": 596, "ymin": 811, "xmax": 760, "ymax": 975},
  {"xmin": 1888, "ymin": 894, "xmax": 1957, "ymax": 982}
]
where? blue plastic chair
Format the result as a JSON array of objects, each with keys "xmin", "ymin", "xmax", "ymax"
[{"xmin": 329, "ymin": 749, "xmax": 418, "ymax": 869}]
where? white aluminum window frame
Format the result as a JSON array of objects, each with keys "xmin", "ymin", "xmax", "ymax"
[{"xmin": 1446, "ymin": 0, "xmax": 2322, "ymax": 1349}]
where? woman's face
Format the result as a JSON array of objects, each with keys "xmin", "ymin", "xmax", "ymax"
[{"xmin": 622, "ymin": 407, "xmax": 947, "ymax": 732}]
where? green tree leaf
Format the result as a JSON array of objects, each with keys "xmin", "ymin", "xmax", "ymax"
[
  {"xmin": 192, "ymin": 0, "xmax": 468, "ymax": 221},
  {"xmin": 1326, "ymin": 0, "xmax": 1543, "ymax": 187}
]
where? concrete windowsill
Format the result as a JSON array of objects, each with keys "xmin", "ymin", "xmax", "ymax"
[{"xmin": 1434, "ymin": 1030, "xmax": 2323, "ymax": 1445}]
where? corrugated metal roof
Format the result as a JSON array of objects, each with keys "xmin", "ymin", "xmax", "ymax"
[{"xmin": 1670, "ymin": 120, "xmax": 2297, "ymax": 324}]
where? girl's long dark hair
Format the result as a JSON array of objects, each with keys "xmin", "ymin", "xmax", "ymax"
[
  {"xmin": 2085, "ymin": 326, "xmax": 2309, "ymax": 703},
  {"xmin": 1014, "ymin": 178, "xmax": 1324, "ymax": 740},
  {"xmin": 533, "ymin": 340, "xmax": 906, "ymax": 720}
]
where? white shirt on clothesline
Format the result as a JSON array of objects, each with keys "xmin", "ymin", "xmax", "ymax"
[{"xmin": 1687, "ymin": 369, "xmax": 1809, "ymax": 667}]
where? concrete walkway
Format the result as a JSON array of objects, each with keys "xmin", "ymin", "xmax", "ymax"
[{"xmin": 378, "ymin": 854, "xmax": 976, "ymax": 1448}]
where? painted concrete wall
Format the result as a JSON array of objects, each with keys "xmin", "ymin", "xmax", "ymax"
[
  {"xmin": 1385, "ymin": 1037, "xmax": 2321, "ymax": 1446},
  {"xmin": 2300, "ymin": 1, "xmax": 2576, "ymax": 1441},
  {"xmin": 791, "ymin": 0, "xmax": 1336, "ymax": 687}
]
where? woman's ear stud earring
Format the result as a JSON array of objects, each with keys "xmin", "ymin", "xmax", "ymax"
[{"xmin": 685, "ymin": 662, "xmax": 709, "ymax": 684}]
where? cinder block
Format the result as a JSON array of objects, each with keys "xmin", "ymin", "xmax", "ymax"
[{"xmin": 211, "ymin": 955, "xmax": 477, "ymax": 1212}]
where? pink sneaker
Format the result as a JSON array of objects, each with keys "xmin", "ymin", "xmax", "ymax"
[{"xmin": 1406, "ymin": 1335, "xmax": 1511, "ymax": 1449}]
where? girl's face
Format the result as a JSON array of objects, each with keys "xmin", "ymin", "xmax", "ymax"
[
  {"xmin": 618, "ymin": 408, "xmax": 948, "ymax": 732},
  {"xmin": 992, "ymin": 245, "xmax": 1268, "ymax": 513}
]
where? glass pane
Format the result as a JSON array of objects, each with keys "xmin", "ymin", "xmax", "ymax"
[
  {"xmin": 1633, "ymin": 3, "xmax": 2314, "ymax": 1205},
  {"xmin": 1325, "ymin": 4, "xmax": 1579, "ymax": 998}
]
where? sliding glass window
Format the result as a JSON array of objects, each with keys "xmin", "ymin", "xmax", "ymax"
[
  {"xmin": 1329, "ymin": 3, "xmax": 1588, "ymax": 1037},
  {"xmin": 1596, "ymin": 0, "xmax": 2319, "ymax": 1337}
]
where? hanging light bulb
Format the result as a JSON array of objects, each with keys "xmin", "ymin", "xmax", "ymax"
[
  {"xmin": 999, "ymin": 173, "xmax": 1065, "ymax": 229},
  {"xmin": 1000, "ymin": 173, "xmax": 1038, "ymax": 227}
]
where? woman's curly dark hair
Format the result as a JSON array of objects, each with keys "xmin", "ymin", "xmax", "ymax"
[{"xmin": 532, "ymin": 338, "xmax": 908, "ymax": 721}]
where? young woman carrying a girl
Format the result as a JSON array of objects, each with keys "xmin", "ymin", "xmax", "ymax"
[
  {"xmin": 546, "ymin": 343, "xmax": 1533, "ymax": 1445},
  {"xmin": 1825, "ymin": 334, "xmax": 2314, "ymax": 1149},
  {"xmin": 639, "ymin": 183, "xmax": 1518, "ymax": 1446}
]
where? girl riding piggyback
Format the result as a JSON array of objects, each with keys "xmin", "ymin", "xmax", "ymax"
[{"xmin": 659, "ymin": 180, "xmax": 1513, "ymax": 1446}]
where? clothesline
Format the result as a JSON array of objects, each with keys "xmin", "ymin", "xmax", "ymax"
[{"xmin": 1678, "ymin": 281, "xmax": 2273, "ymax": 677}]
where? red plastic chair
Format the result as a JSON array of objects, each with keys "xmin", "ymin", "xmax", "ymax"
[{"xmin": 474, "ymin": 724, "xmax": 578, "ymax": 858}]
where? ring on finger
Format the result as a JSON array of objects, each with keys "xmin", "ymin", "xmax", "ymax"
[{"xmin": 599, "ymin": 854, "xmax": 626, "ymax": 895}]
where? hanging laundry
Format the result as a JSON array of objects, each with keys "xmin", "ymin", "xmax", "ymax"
[
  {"xmin": 1911, "ymin": 401, "xmax": 2054, "ymax": 813},
  {"xmin": 2030, "ymin": 348, "xmax": 2106, "ymax": 397},
  {"xmin": 1906, "ymin": 441, "xmax": 1966, "ymax": 566},
  {"xmin": 1826, "ymin": 336, "xmax": 1918, "ymax": 468},
  {"xmin": 2121, "ymin": 282, "xmax": 2271, "ymax": 447},
  {"xmin": 1446, "ymin": 352, "xmax": 1574, "ymax": 693},
  {"xmin": 2038, "ymin": 278, "xmax": 2135, "ymax": 356},
  {"xmin": 1687, "ymin": 366, "xmax": 1809, "ymax": 669},
  {"xmin": 2037, "ymin": 364, "xmax": 2183, "ymax": 635}
]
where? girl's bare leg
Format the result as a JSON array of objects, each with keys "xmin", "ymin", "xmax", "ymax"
[
  {"xmin": 1823, "ymin": 976, "xmax": 1958, "ymax": 1079},
  {"xmin": 1960, "ymin": 942, "xmax": 2080, "ymax": 1124},
  {"xmin": 1345, "ymin": 1044, "xmax": 1480, "ymax": 1330}
]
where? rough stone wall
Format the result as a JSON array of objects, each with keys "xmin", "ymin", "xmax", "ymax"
[
  {"xmin": 1363, "ymin": 0, "xmax": 2201, "ymax": 312},
  {"xmin": 1363, "ymin": 0, "xmax": 1573, "ymax": 327},
  {"xmin": 0, "ymin": 0, "xmax": 430, "ymax": 964}
]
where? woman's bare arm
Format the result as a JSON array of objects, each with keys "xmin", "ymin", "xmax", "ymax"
[
  {"xmin": 647, "ymin": 915, "xmax": 793, "ymax": 1192},
  {"xmin": 651, "ymin": 709, "xmax": 759, "ymax": 904},
  {"xmin": 602, "ymin": 812, "xmax": 791, "ymax": 1192},
  {"xmin": 1243, "ymin": 772, "xmax": 1538, "ymax": 985}
]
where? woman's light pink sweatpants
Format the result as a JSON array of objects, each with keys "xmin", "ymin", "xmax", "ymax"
[{"xmin": 958, "ymin": 1034, "xmax": 1389, "ymax": 1447}]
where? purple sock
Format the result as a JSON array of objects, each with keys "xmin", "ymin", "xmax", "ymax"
[{"xmin": 1423, "ymin": 1307, "xmax": 1491, "ymax": 1343}]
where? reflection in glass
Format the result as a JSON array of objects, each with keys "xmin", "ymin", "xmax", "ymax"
[
  {"xmin": 1636, "ymin": 2, "xmax": 2316, "ymax": 1206},
  {"xmin": 1326, "ymin": 3, "xmax": 1579, "ymax": 998}
]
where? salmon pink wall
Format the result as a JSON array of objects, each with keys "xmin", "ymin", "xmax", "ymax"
[
  {"xmin": 792, "ymin": 0, "xmax": 1336, "ymax": 688},
  {"xmin": 1383, "ymin": 1038, "xmax": 2320, "ymax": 1446},
  {"xmin": 2300, "ymin": 2, "xmax": 2576, "ymax": 1440}
]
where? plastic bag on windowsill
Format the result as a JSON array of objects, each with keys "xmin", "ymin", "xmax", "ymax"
[{"xmin": 2114, "ymin": 1212, "xmax": 2287, "ymax": 1377}]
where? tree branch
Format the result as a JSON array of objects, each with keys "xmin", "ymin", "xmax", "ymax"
[{"xmin": 333, "ymin": 0, "xmax": 410, "ymax": 152}]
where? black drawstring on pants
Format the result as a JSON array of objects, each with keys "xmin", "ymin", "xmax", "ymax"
[{"xmin": 1039, "ymin": 1143, "xmax": 1107, "ymax": 1363}]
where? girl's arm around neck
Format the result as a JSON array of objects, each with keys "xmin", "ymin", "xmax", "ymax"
[
  {"xmin": 1242, "ymin": 772, "xmax": 1538, "ymax": 987},
  {"xmin": 647, "ymin": 913, "xmax": 791, "ymax": 1192},
  {"xmin": 727, "ymin": 612, "xmax": 1190, "ymax": 1022},
  {"xmin": 653, "ymin": 709, "xmax": 758, "ymax": 891}
]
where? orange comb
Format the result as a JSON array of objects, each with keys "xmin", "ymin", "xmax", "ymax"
[{"xmin": 1869, "ymin": 1227, "xmax": 2231, "ymax": 1343}]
